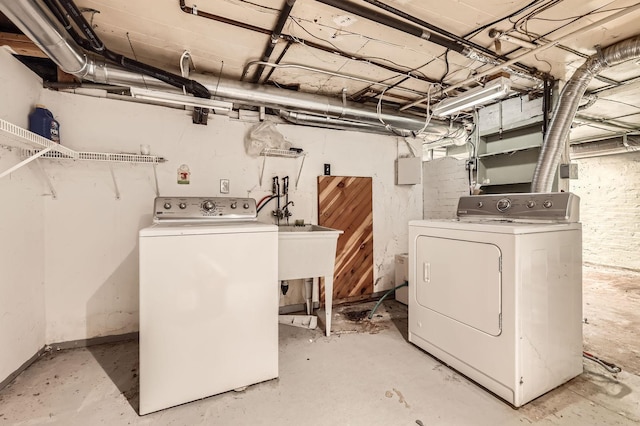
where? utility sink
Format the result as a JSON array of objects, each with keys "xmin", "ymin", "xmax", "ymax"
[
  {"xmin": 278, "ymin": 224, "xmax": 343, "ymax": 336},
  {"xmin": 277, "ymin": 225, "xmax": 343, "ymax": 281}
]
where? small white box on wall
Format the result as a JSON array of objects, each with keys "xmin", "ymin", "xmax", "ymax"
[{"xmin": 396, "ymin": 157, "xmax": 422, "ymax": 185}]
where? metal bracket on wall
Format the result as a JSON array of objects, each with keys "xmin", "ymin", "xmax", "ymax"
[
  {"xmin": 258, "ymin": 148, "xmax": 305, "ymax": 188},
  {"xmin": 0, "ymin": 146, "xmax": 53, "ymax": 179},
  {"xmin": 36, "ymin": 159, "xmax": 57, "ymax": 199}
]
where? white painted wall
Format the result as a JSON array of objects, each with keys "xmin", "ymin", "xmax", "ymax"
[
  {"xmin": 0, "ymin": 49, "xmax": 46, "ymax": 383},
  {"xmin": 423, "ymin": 157, "xmax": 469, "ymax": 219},
  {"xmin": 29, "ymin": 84, "xmax": 421, "ymax": 342},
  {"xmin": 570, "ymin": 152, "xmax": 640, "ymax": 271}
]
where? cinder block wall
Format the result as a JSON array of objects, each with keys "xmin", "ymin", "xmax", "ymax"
[
  {"xmin": 571, "ymin": 152, "xmax": 640, "ymax": 271},
  {"xmin": 423, "ymin": 157, "xmax": 469, "ymax": 219}
]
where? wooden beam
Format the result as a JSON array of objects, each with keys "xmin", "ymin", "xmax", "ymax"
[{"xmin": 0, "ymin": 32, "xmax": 47, "ymax": 58}]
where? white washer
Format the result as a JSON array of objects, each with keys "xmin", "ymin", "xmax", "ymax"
[
  {"xmin": 139, "ymin": 196, "xmax": 278, "ymax": 415},
  {"xmin": 409, "ymin": 193, "xmax": 583, "ymax": 407}
]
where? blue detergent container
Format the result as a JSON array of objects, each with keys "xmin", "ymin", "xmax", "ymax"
[{"xmin": 28, "ymin": 104, "xmax": 60, "ymax": 143}]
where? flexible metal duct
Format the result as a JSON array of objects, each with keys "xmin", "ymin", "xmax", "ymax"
[
  {"xmin": 532, "ymin": 35, "xmax": 640, "ymax": 192},
  {"xmin": 570, "ymin": 134, "xmax": 640, "ymax": 159},
  {"xmin": 0, "ymin": 0, "xmax": 460, "ymax": 137}
]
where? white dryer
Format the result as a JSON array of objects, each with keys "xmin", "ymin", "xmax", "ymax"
[
  {"xmin": 138, "ymin": 196, "xmax": 278, "ymax": 415},
  {"xmin": 409, "ymin": 193, "xmax": 582, "ymax": 407}
]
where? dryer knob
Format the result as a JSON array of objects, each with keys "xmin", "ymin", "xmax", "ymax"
[
  {"xmin": 496, "ymin": 198, "xmax": 511, "ymax": 212},
  {"xmin": 526, "ymin": 200, "xmax": 536, "ymax": 208},
  {"xmin": 477, "ymin": 201, "xmax": 483, "ymax": 208},
  {"xmin": 543, "ymin": 200, "xmax": 553, "ymax": 208},
  {"xmin": 230, "ymin": 202, "xmax": 237, "ymax": 209},
  {"xmin": 163, "ymin": 202, "xmax": 172, "ymax": 210},
  {"xmin": 202, "ymin": 201, "xmax": 215, "ymax": 211},
  {"xmin": 243, "ymin": 203, "xmax": 250, "ymax": 209},
  {"xmin": 179, "ymin": 202, "xmax": 187, "ymax": 209}
]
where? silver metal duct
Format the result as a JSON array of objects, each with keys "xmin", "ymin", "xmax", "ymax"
[
  {"xmin": 532, "ymin": 35, "xmax": 640, "ymax": 192},
  {"xmin": 571, "ymin": 134, "xmax": 640, "ymax": 159},
  {"xmin": 278, "ymin": 111, "xmax": 411, "ymax": 135},
  {"xmin": 0, "ymin": 0, "xmax": 460, "ymax": 137}
]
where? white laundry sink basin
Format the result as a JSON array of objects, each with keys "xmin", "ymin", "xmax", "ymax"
[{"xmin": 278, "ymin": 225, "xmax": 343, "ymax": 280}]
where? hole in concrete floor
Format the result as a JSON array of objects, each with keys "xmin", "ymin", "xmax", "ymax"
[{"xmin": 342, "ymin": 310, "xmax": 370, "ymax": 322}]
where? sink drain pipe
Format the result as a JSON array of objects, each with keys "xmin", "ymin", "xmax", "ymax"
[{"xmin": 368, "ymin": 281, "xmax": 408, "ymax": 319}]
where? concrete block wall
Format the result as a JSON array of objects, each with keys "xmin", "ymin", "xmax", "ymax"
[
  {"xmin": 571, "ymin": 152, "xmax": 640, "ymax": 271},
  {"xmin": 423, "ymin": 157, "xmax": 469, "ymax": 219}
]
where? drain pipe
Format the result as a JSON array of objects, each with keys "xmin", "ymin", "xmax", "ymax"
[
  {"xmin": 250, "ymin": 0, "xmax": 296, "ymax": 83},
  {"xmin": 531, "ymin": 35, "xmax": 640, "ymax": 193}
]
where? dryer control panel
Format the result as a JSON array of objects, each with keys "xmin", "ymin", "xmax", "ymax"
[
  {"xmin": 153, "ymin": 196, "xmax": 257, "ymax": 222},
  {"xmin": 457, "ymin": 192, "xmax": 579, "ymax": 222}
]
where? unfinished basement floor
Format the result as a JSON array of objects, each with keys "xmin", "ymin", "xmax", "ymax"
[{"xmin": 0, "ymin": 265, "xmax": 638, "ymax": 425}]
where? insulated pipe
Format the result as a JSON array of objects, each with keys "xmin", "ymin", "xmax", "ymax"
[
  {"xmin": 251, "ymin": 0, "xmax": 296, "ymax": 83},
  {"xmin": 532, "ymin": 35, "xmax": 640, "ymax": 192},
  {"xmin": 0, "ymin": 0, "xmax": 460, "ymax": 136},
  {"xmin": 0, "ymin": 0, "xmax": 87, "ymax": 74},
  {"xmin": 279, "ymin": 110, "xmax": 414, "ymax": 136}
]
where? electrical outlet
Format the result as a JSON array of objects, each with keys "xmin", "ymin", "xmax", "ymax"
[
  {"xmin": 465, "ymin": 158, "xmax": 477, "ymax": 171},
  {"xmin": 220, "ymin": 179, "xmax": 229, "ymax": 194}
]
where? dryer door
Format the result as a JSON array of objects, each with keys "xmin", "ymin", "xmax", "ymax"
[{"xmin": 416, "ymin": 236, "xmax": 502, "ymax": 336}]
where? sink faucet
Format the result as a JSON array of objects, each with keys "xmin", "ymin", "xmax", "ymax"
[
  {"xmin": 271, "ymin": 176, "xmax": 294, "ymax": 225},
  {"xmin": 283, "ymin": 201, "xmax": 294, "ymax": 225}
]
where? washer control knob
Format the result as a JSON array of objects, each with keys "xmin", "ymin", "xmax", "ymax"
[
  {"xmin": 202, "ymin": 200, "xmax": 215, "ymax": 211},
  {"xmin": 230, "ymin": 202, "xmax": 237, "ymax": 209},
  {"xmin": 178, "ymin": 202, "xmax": 187, "ymax": 209},
  {"xmin": 477, "ymin": 202, "xmax": 483, "ymax": 208},
  {"xmin": 163, "ymin": 202, "xmax": 172, "ymax": 210},
  {"xmin": 543, "ymin": 200, "xmax": 553, "ymax": 209},
  {"xmin": 526, "ymin": 200, "xmax": 536, "ymax": 209},
  {"xmin": 496, "ymin": 198, "xmax": 511, "ymax": 212},
  {"xmin": 243, "ymin": 203, "xmax": 250, "ymax": 209}
]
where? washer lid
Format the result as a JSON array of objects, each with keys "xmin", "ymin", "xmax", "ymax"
[{"xmin": 139, "ymin": 221, "xmax": 277, "ymax": 237}]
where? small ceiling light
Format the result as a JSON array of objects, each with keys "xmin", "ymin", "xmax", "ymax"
[
  {"xmin": 130, "ymin": 87, "xmax": 233, "ymax": 113},
  {"xmin": 432, "ymin": 77, "xmax": 512, "ymax": 117}
]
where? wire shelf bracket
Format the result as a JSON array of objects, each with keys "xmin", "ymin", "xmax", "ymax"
[{"xmin": 258, "ymin": 148, "xmax": 306, "ymax": 188}]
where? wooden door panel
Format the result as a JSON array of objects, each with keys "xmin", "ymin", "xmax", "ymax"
[{"xmin": 318, "ymin": 176, "xmax": 373, "ymax": 304}]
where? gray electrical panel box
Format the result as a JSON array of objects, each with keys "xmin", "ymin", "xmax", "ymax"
[{"xmin": 396, "ymin": 157, "xmax": 422, "ymax": 185}]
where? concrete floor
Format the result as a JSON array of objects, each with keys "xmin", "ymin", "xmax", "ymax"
[{"xmin": 0, "ymin": 265, "xmax": 638, "ymax": 425}]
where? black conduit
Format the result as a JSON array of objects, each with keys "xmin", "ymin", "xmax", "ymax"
[
  {"xmin": 53, "ymin": 0, "xmax": 211, "ymax": 99},
  {"xmin": 315, "ymin": 0, "xmax": 466, "ymax": 54},
  {"xmin": 252, "ymin": 0, "xmax": 296, "ymax": 83},
  {"xmin": 176, "ymin": 0, "xmax": 439, "ymax": 86},
  {"xmin": 360, "ymin": 0, "xmax": 538, "ymax": 76}
]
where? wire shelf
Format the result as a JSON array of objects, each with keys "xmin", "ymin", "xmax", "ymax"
[
  {"xmin": 20, "ymin": 149, "xmax": 166, "ymax": 164},
  {"xmin": 261, "ymin": 148, "xmax": 305, "ymax": 158}
]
